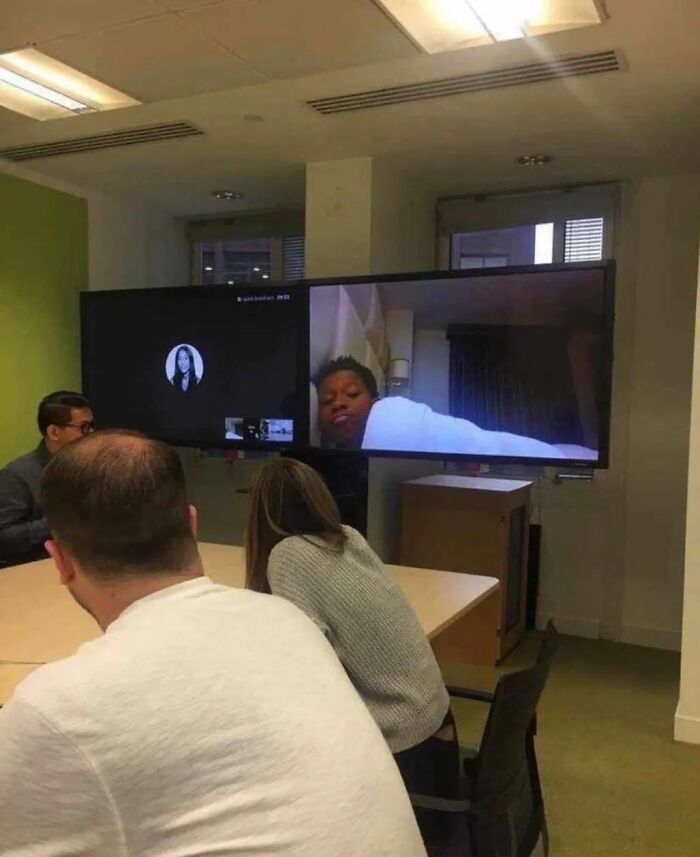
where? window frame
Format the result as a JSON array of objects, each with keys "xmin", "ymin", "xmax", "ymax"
[
  {"xmin": 185, "ymin": 210, "xmax": 305, "ymax": 285},
  {"xmin": 438, "ymin": 183, "xmax": 619, "ymax": 270}
]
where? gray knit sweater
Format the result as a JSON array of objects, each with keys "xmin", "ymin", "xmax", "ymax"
[{"xmin": 268, "ymin": 526, "xmax": 450, "ymax": 753}]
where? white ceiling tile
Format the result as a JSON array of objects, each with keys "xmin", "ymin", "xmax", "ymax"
[
  {"xmin": 0, "ymin": 0, "xmax": 165, "ymax": 52},
  {"xmin": 3, "ymin": 0, "xmax": 700, "ymax": 219},
  {"xmin": 182, "ymin": 0, "xmax": 419, "ymax": 79},
  {"xmin": 156, "ymin": 0, "xmax": 226, "ymax": 9},
  {"xmin": 42, "ymin": 14, "xmax": 265, "ymax": 102},
  {"xmin": 0, "ymin": 104, "xmax": 46, "ymax": 134}
]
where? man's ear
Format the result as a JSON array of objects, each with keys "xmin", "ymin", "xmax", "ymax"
[
  {"xmin": 45, "ymin": 539, "xmax": 77, "ymax": 586},
  {"xmin": 45, "ymin": 425, "xmax": 59, "ymax": 444},
  {"xmin": 188, "ymin": 505, "xmax": 198, "ymax": 540}
]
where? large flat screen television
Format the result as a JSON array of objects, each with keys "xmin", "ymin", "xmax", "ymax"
[
  {"xmin": 81, "ymin": 285, "xmax": 308, "ymax": 449},
  {"xmin": 308, "ymin": 263, "xmax": 614, "ymax": 467}
]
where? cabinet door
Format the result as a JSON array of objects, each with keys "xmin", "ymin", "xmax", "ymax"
[{"xmin": 400, "ymin": 493, "xmax": 504, "ymax": 575}]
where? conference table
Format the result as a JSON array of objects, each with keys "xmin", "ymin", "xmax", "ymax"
[{"xmin": 0, "ymin": 542, "xmax": 500, "ymax": 704}]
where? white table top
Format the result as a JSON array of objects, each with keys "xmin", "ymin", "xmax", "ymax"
[{"xmin": 0, "ymin": 542, "xmax": 498, "ymax": 701}]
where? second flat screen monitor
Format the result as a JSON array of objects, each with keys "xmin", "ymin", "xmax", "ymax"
[
  {"xmin": 82, "ymin": 285, "xmax": 307, "ymax": 448},
  {"xmin": 309, "ymin": 266, "xmax": 612, "ymax": 466}
]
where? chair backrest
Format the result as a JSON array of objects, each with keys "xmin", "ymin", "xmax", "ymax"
[{"xmin": 471, "ymin": 622, "xmax": 559, "ymax": 819}]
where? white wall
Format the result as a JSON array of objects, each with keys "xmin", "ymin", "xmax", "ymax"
[
  {"xmin": 370, "ymin": 160, "xmax": 437, "ymax": 276},
  {"xmin": 305, "ymin": 158, "xmax": 374, "ymax": 279},
  {"xmin": 534, "ymin": 174, "xmax": 700, "ymax": 651},
  {"xmin": 0, "ymin": 161, "xmax": 189, "ymax": 292},
  {"xmin": 619, "ymin": 176, "xmax": 699, "ymax": 647},
  {"xmin": 676, "ymin": 238, "xmax": 700, "ymax": 744},
  {"xmin": 89, "ymin": 196, "xmax": 188, "ymax": 291}
]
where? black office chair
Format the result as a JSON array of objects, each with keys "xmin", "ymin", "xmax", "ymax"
[{"xmin": 410, "ymin": 621, "xmax": 559, "ymax": 857}]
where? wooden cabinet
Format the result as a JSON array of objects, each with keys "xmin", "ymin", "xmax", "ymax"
[{"xmin": 400, "ymin": 475, "xmax": 532, "ymax": 663}]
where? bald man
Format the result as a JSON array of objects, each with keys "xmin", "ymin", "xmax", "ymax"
[{"xmin": 0, "ymin": 431, "xmax": 425, "ymax": 857}]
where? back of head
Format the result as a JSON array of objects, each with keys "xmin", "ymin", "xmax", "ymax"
[
  {"xmin": 40, "ymin": 430, "xmax": 197, "ymax": 579},
  {"xmin": 37, "ymin": 390, "xmax": 90, "ymax": 435},
  {"xmin": 246, "ymin": 458, "xmax": 346, "ymax": 593}
]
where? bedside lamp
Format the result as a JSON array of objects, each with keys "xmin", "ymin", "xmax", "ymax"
[{"xmin": 388, "ymin": 358, "xmax": 411, "ymax": 392}]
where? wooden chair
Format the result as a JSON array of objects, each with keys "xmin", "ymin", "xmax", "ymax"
[{"xmin": 411, "ymin": 621, "xmax": 559, "ymax": 857}]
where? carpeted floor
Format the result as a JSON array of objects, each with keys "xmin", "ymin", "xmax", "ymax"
[{"xmin": 441, "ymin": 634, "xmax": 700, "ymax": 856}]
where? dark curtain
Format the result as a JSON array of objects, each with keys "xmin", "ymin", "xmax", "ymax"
[{"xmin": 448, "ymin": 325, "xmax": 585, "ymax": 446}]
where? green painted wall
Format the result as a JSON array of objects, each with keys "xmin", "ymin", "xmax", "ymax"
[{"xmin": 0, "ymin": 172, "xmax": 88, "ymax": 465}]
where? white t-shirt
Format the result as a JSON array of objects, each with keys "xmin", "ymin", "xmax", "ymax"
[
  {"xmin": 0, "ymin": 578, "xmax": 426, "ymax": 857},
  {"xmin": 363, "ymin": 396, "xmax": 598, "ymax": 460}
]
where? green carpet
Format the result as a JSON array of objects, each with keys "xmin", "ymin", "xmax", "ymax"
[{"xmin": 441, "ymin": 634, "xmax": 700, "ymax": 856}]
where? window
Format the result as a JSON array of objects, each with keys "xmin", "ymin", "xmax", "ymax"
[
  {"xmin": 451, "ymin": 224, "xmax": 554, "ymax": 269},
  {"xmin": 197, "ymin": 236, "xmax": 305, "ymax": 285},
  {"xmin": 439, "ymin": 182, "xmax": 616, "ymax": 271},
  {"xmin": 450, "ymin": 218, "xmax": 606, "ymax": 270},
  {"xmin": 200, "ymin": 239, "xmax": 272, "ymax": 285},
  {"xmin": 282, "ymin": 235, "xmax": 305, "ymax": 280},
  {"xmin": 564, "ymin": 217, "xmax": 604, "ymax": 263},
  {"xmin": 459, "ymin": 254, "xmax": 508, "ymax": 269},
  {"xmin": 533, "ymin": 223, "xmax": 554, "ymax": 264}
]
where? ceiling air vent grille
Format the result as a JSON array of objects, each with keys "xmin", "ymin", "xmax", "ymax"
[
  {"xmin": 307, "ymin": 50, "xmax": 622, "ymax": 115},
  {"xmin": 0, "ymin": 121, "xmax": 203, "ymax": 161}
]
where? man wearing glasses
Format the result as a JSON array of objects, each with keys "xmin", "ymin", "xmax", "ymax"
[{"xmin": 0, "ymin": 391, "xmax": 94, "ymax": 568}]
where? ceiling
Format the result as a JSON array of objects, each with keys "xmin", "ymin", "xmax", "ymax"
[
  {"xmin": 0, "ymin": 0, "xmax": 699, "ymax": 216},
  {"xmin": 376, "ymin": 269, "xmax": 606, "ymax": 329}
]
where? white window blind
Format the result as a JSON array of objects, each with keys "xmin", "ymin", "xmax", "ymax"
[
  {"xmin": 564, "ymin": 217, "xmax": 604, "ymax": 262},
  {"xmin": 283, "ymin": 235, "xmax": 305, "ymax": 280}
]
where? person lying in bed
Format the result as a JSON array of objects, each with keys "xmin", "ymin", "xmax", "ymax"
[{"xmin": 315, "ymin": 356, "xmax": 597, "ymax": 460}]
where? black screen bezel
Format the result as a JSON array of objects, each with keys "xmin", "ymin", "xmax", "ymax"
[
  {"xmin": 80, "ymin": 261, "xmax": 615, "ymax": 468},
  {"xmin": 304, "ymin": 261, "xmax": 615, "ymax": 469}
]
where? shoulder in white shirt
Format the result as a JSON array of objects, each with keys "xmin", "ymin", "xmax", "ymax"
[{"xmin": 0, "ymin": 577, "xmax": 425, "ymax": 857}]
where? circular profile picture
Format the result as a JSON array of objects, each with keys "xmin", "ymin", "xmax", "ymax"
[{"xmin": 165, "ymin": 343, "xmax": 204, "ymax": 393}]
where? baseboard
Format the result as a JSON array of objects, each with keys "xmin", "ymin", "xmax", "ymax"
[
  {"xmin": 536, "ymin": 614, "xmax": 681, "ymax": 651},
  {"xmin": 674, "ymin": 709, "xmax": 700, "ymax": 745},
  {"xmin": 617, "ymin": 625, "xmax": 681, "ymax": 652},
  {"xmin": 535, "ymin": 614, "xmax": 600, "ymax": 639}
]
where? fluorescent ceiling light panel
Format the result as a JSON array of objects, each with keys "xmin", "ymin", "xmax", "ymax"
[
  {"xmin": 468, "ymin": 0, "xmax": 527, "ymax": 41},
  {"xmin": 0, "ymin": 67, "xmax": 91, "ymax": 112},
  {"xmin": 377, "ymin": 0, "xmax": 491, "ymax": 53},
  {"xmin": 0, "ymin": 48, "xmax": 140, "ymax": 121},
  {"xmin": 523, "ymin": 0, "xmax": 606, "ymax": 36},
  {"xmin": 376, "ymin": 0, "xmax": 604, "ymax": 52}
]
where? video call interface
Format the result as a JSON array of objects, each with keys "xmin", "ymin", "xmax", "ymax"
[
  {"xmin": 309, "ymin": 268, "xmax": 611, "ymax": 463},
  {"xmin": 82, "ymin": 265, "xmax": 613, "ymax": 465},
  {"xmin": 82, "ymin": 287, "xmax": 304, "ymax": 448}
]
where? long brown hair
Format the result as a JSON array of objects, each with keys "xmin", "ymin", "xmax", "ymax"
[{"xmin": 245, "ymin": 458, "xmax": 348, "ymax": 593}]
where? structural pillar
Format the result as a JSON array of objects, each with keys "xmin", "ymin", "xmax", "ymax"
[{"xmin": 304, "ymin": 156, "xmax": 441, "ymax": 559}]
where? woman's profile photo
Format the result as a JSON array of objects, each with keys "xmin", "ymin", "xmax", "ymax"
[{"xmin": 165, "ymin": 344, "xmax": 204, "ymax": 393}]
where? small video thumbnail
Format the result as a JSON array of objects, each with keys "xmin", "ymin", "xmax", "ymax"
[{"xmin": 225, "ymin": 417, "xmax": 294, "ymax": 443}]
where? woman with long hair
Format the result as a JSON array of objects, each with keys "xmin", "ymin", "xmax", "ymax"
[
  {"xmin": 170, "ymin": 345, "xmax": 200, "ymax": 393},
  {"xmin": 246, "ymin": 457, "xmax": 455, "ymax": 793}
]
